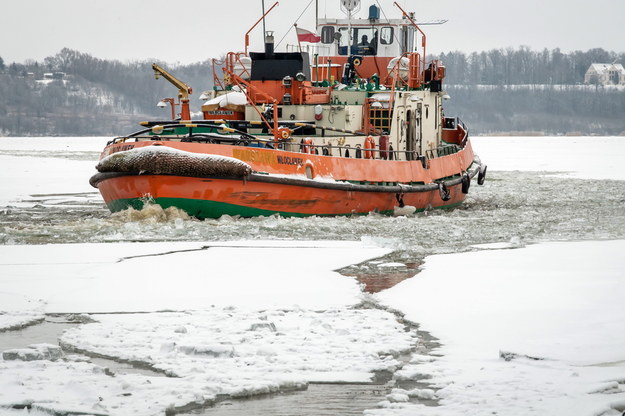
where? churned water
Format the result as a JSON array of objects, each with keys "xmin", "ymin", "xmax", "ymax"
[{"xmin": 2, "ymin": 171, "xmax": 624, "ymax": 262}]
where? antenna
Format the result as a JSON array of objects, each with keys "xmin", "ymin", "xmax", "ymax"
[
  {"xmin": 262, "ymin": 0, "xmax": 266, "ymax": 36},
  {"xmin": 340, "ymin": 0, "xmax": 361, "ymax": 54},
  {"xmin": 413, "ymin": 19, "xmax": 448, "ymax": 25}
]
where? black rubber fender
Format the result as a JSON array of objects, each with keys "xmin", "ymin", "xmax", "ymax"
[
  {"xmin": 478, "ymin": 164, "xmax": 487, "ymax": 185},
  {"xmin": 439, "ymin": 183, "xmax": 451, "ymax": 201},
  {"xmin": 461, "ymin": 173, "xmax": 470, "ymax": 194},
  {"xmin": 395, "ymin": 193, "xmax": 405, "ymax": 208}
]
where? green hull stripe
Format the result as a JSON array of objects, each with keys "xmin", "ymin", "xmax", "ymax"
[{"xmin": 106, "ymin": 197, "xmax": 461, "ymax": 219}]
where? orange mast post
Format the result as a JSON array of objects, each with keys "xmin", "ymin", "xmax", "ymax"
[{"xmin": 245, "ymin": 2, "xmax": 279, "ymax": 55}]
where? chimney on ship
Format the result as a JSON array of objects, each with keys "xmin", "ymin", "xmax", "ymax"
[{"xmin": 264, "ymin": 31, "xmax": 275, "ymax": 58}]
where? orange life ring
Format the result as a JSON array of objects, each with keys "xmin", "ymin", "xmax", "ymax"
[
  {"xmin": 301, "ymin": 138, "xmax": 314, "ymax": 154},
  {"xmin": 363, "ymin": 136, "xmax": 375, "ymax": 159}
]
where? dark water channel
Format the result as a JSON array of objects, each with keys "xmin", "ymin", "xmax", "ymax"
[
  {"xmin": 185, "ymin": 384, "xmax": 391, "ymax": 416},
  {"xmin": 0, "ymin": 318, "xmax": 164, "ymax": 378},
  {"xmin": 0, "ymin": 312, "xmax": 437, "ymax": 416},
  {"xmin": 0, "ymin": 319, "xmax": 75, "ymax": 351}
]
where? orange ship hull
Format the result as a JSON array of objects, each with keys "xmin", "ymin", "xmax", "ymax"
[
  {"xmin": 91, "ymin": 139, "xmax": 479, "ymax": 218},
  {"xmin": 96, "ymin": 172, "xmax": 470, "ymax": 218}
]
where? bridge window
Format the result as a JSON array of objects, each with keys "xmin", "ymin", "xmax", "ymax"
[
  {"xmin": 380, "ymin": 27, "xmax": 394, "ymax": 45},
  {"xmin": 337, "ymin": 27, "xmax": 378, "ymax": 56},
  {"xmin": 321, "ymin": 26, "xmax": 335, "ymax": 44}
]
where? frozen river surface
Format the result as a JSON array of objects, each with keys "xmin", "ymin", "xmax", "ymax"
[{"xmin": 0, "ymin": 136, "xmax": 624, "ymax": 416}]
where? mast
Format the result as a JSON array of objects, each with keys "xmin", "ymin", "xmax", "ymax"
[
  {"xmin": 315, "ymin": 0, "xmax": 318, "ymax": 30},
  {"xmin": 262, "ymin": 0, "xmax": 266, "ymax": 38},
  {"xmin": 340, "ymin": 0, "xmax": 361, "ymax": 53}
]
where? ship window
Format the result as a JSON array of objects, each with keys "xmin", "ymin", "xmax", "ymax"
[
  {"xmin": 338, "ymin": 27, "xmax": 378, "ymax": 56},
  {"xmin": 321, "ymin": 26, "xmax": 335, "ymax": 44},
  {"xmin": 380, "ymin": 27, "xmax": 394, "ymax": 45},
  {"xmin": 338, "ymin": 27, "xmax": 350, "ymax": 55}
]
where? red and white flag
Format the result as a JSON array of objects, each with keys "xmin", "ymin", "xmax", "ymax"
[{"xmin": 296, "ymin": 27, "xmax": 321, "ymax": 43}]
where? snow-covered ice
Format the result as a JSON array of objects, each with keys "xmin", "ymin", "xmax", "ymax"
[
  {"xmin": 0, "ymin": 293, "xmax": 45, "ymax": 331},
  {"xmin": 59, "ymin": 308, "xmax": 414, "ymax": 382},
  {"xmin": 0, "ymin": 240, "xmax": 390, "ymax": 313},
  {"xmin": 3, "ymin": 239, "xmax": 623, "ymax": 415},
  {"xmin": 471, "ymin": 136, "xmax": 625, "ymax": 180},
  {"xmin": 0, "ymin": 240, "xmax": 411, "ymax": 415},
  {"xmin": 0, "ymin": 136, "xmax": 104, "ymax": 207},
  {"xmin": 1, "ymin": 306, "xmax": 415, "ymax": 415},
  {"xmin": 1, "ymin": 136, "xmax": 625, "ymax": 415},
  {"xmin": 374, "ymin": 239, "xmax": 625, "ymax": 416}
]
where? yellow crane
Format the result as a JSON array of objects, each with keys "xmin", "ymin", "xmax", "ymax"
[{"xmin": 152, "ymin": 63, "xmax": 193, "ymax": 120}]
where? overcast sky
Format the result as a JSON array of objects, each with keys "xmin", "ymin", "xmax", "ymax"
[{"xmin": 1, "ymin": 0, "xmax": 624, "ymax": 65}]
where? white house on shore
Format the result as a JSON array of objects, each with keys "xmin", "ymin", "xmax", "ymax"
[{"xmin": 584, "ymin": 63, "xmax": 625, "ymax": 85}]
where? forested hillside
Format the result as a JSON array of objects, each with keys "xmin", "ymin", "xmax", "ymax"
[
  {"xmin": 0, "ymin": 49, "xmax": 214, "ymax": 136},
  {"xmin": 431, "ymin": 47, "xmax": 625, "ymax": 135},
  {"xmin": 0, "ymin": 47, "xmax": 624, "ymax": 136},
  {"xmin": 444, "ymin": 85, "xmax": 625, "ymax": 135},
  {"xmin": 436, "ymin": 47, "xmax": 625, "ymax": 85}
]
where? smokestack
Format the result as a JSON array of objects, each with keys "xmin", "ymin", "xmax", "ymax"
[{"xmin": 265, "ymin": 31, "xmax": 274, "ymax": 57}]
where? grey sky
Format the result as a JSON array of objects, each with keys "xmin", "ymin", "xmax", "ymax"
[{"xmin": 1, "ymin": 0, "xmax": 624, "ymax": 65}]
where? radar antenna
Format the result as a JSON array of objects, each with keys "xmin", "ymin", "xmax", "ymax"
[{"xmin": 340, "ymin": 0, "xmax": 361, "ymax": 58}]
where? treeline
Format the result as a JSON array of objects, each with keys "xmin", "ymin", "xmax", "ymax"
[
  {"xmin": 434, "ymin": 47, "xmax": 625, "ymax": 85},
  {"xmin": 0, "ymin": 47, "xmax": 624, "ymax": 136},
  {"xmin": 0, "ymin": 48, "xmax": 214, "ymax": 136},
  {"xmin": 445, "ymin": 85, "xmax": 625, "ymax": 135},
  {"xmin": 429, "ymin": 47, "xmax": 625, "ymax": 135}
]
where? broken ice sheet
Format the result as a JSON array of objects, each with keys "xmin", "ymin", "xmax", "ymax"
[
  {"xmin": 59, "ymin": 307, "xmax": 417, "ymax": 382},
  {"xmin": 0, "ymin": 358, "xmax": 218, "ymax": 415},
  {"xmin": 0, "ymin": 293, "xmax": 45, "ymax": 331},
  {"xmin": 0, "ymin": 307, "xmax": 418, "ymax": 415}
]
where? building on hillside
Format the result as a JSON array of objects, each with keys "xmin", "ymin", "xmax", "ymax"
[
  {"xmin": 42, "ymin": 72, "xmax": 66, "ymax": 80},
  {"xmin": 584, "ymin": 63, "xmax": 625, "ymax": 86}
]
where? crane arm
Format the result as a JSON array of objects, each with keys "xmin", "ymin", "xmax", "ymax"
[{"xmin": 152, "ymin": 63, "xmax": 192, "ymax": 100}]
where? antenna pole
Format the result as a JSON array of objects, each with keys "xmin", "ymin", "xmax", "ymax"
[
  {"xmin": 315, "ymin": 0, "xmax": 318, "ymax": 29},
  {"xmin": 262, "ymin": 0, "xmax": 266, "ymax": 36}
]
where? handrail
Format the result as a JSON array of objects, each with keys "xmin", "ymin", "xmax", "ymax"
[
  {"xmin": 386, "ymin": 52, "xmax": 421, "ymax": 89},
  {"xmin": 212, "ymin": 58, "xmax": 224, "ymax": 90},
  {"xmin": 108, "ymin": 130, "xmax": 461, "ymax": 164},
  {"xmin": 225, "ymin": 52, "xmax": 251, "ymax": 82},
  {"xmin": 393, "ymin": 2, "xmax": 427, "ymax": 88}
]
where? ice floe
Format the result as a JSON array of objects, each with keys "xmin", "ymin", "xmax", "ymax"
[{"xmin": 374, "ymin": 239, "xmax": 625, "ymax": 416}]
